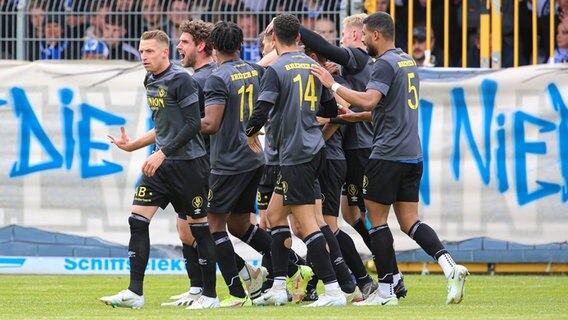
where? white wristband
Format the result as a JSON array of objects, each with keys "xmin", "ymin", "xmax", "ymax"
[{"xmin": 331, "ymin": 82, "xmax": 342, "ymax": 93}]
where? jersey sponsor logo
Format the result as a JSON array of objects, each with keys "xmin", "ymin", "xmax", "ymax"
[
  {"xmin": 192, "ymin": 196, "xmax": 203, "ymax": 208},
  {"xmin": 147, "ymin": 96, "xmax": 165, "ymax": 110},
  {"xmin": 230, "ymin": 70, "xmax": 259, "ymax": 81},
  {"xmin": 284, "ymin": 62, "xmax": 317, "ymax": 71}
]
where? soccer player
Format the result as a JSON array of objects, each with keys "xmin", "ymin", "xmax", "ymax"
[
  {"xmin": 304, "ymin": 44, "xmax": 378, "ymax": 301},
  {"xmin": 200, "ymin": 21, "xmax": 274, "ymax": 307},
  {"xmin": 299, "ymin": 13, "xmax": 407, "ymax": 298},
  {"xmin": 160, "ymin": 19, "xmax": 215, "ymax": 307},
  {"xmin": 99, "ymin": 30, "xmax": 218, "ymax": 309},
  {"xmin": 311, "ymin": 12, "xmax": 469, "ymax": 306},
  {"xmin": 246, "ymin": 14, "xmax": 346, "ymax": 307}
]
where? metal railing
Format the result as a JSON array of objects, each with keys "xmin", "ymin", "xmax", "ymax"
[{"xmin": 1, "ymin": 0, "xmax": 566, "ymax": 66}]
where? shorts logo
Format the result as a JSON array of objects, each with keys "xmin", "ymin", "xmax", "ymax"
[
  {"xmin": 363, "ymin": 175, "xmax": 369, "ymax": 188},
  {"xmin": 192, "ymin": 196, "xmax": 203, "ymax": 208},
  {"xmin": 207, "ymin": 189, "xmax": 213, "ymax": 201},
  {"xmin": 321, "ymin": 193, "xmax": 326, "ymax": 203},
  {"xmin": 282, "ymin": 181, "xmax": 288, "ymax": 194},
  {"xmin": 347, "ymin": 184, "xmax": 358, "ymax": 196}
]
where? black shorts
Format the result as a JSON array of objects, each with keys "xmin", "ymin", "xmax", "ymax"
[
  {"xmin": 276, "ymin": 150, "xmax": 325, "ymax": 206},
  {"xmin": 320, "ymin": 159, "xmax": 347, "ymax": 217},
  {"xmin": 363, "ymin": 159, "xmax": 423, "ymax": 205},
  {"xmin": 342, "ymin": 148, "xmax": 371, "ymax": 211},
  {"xmin": 132, "ymin": 156, "xmax": 209, "ymax": 219},
  {"xmin": 257, "ymin": 165, "xmax": 279, "ymax": 211},
  {"xmin": 208, "ymin": 166, "xmax": 263, "ymax": 214}
]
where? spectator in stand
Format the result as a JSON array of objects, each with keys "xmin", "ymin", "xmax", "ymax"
[
  {"xmin": 85, "ymin": 1, "xmax": 111, "ymax": 41},
  {"xmin": 81, "ymin": 39, "xmax": 110, "ymax": 60},
  {"xmin": 315, "ymin": 17, "xmax": 338, "ymax": 44},
  {"xmin": 113, "ymin": 0, "xmax": 141, "ymax": 48},
  {"xmin": 25, "ymin": 0, "xmax": 47, "ymax": 60},
  {"xmin": 103, "ymin": 14, "xmax": 139, "ymax": 61},
  {"xmin": 64, "ymin": 0, "xmax": 89, "ymax": 59},
  {"xmin": 555, "ymin": 21, "xmax": 568, "ymax": 63},
  {"xmin": 190, "ymin": 0, "xmax": 213, "ymax": 22},
  {"xmin": 237, "ymin": 13, "xmax": 261, "ymax": 62},
  {"xmin": 141, "ymin": 0, "xmax": 168, "ymax": 31},
  {"xmin": 411, "ymin": 26, "xmax": 443, "ymax": 67},
  {"xmin": 166, "ymin": 0, "xmax": 191, "ymax": 60},
  {"xmin": 0, "ymin": 0, "xmax": 17, "ymax": 58},
  {"xmin": 39, "ymin": 15, "xmax": 71, "ymax": 60},
  {"xmin": 215, "ymin": 0, "xmax": 242, "ymax": 22}
]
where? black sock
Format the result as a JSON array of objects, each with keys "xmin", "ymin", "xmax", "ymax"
[
  {"xmin": 305, "ymin": 255, "xmax": 319, "ymax": 291},
  {"xmin": 271, "ymin": 226, "xmax": 291, "ymax": 278},
  {"xmin": 353, "ymin": 218, "xmax": 371, "ymax": 250},
  {"xmin": 369, "ymin": 224, "xmax": 394, "ymax": 284},
  {"xmin": 234, "ymin": 252, "xmax": 246, "ymax": 271},
  {"xmin": 261, "ymin": 253, "xmax": 274, "ymax": 291},
  {"xmin": 304, "ymin": 231, "xmax": 337, "ymax": 284},
  {"xmin": 182, "ymin": 242, "xmax": 203, "ymax": 288},
  {"xmin": 190, "ymin": 223, "xmax": 217, "ymax": 298},
  {"xmin": 127, "ymin": 214, "xmax": 150, "ymax": 296},
  {"xmin": 321, "ymin": 225, "xmax": 356, "ymax": 293},
  {"xmin": 335, "ymin": 229, "xmax": 373, "ymax": 287},
  {"xmin": 408, "ymin": 221, "xmax": 448, "ymax": 259},
  {"xmin": 290, "ymin": 250, "xmax": 306, "ymax": 265},
  {"xmin": 212, "ymin": 231, "xmax": 246, "ymax": 298}
]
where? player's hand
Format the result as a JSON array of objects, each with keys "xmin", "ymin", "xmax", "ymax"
[
  {"xmin": 338, "ymin": 105, "xmax": 351, "ymax": 115},
  {"xmin": 247, "ymin": 131, "xmax": 264, "ymax": 153},
  {"xmin": 324, "ymin": 62, "xmax": 338, "ymax": 75},
  {"xmin": 264, "ymin": 18, "xmax": 275, "ymax": 34},
  {"xmin": 316, "ymin": 116, "xmax": 330, "ymax": 126},
  {"xmin": 108, "ymin": 126, "xmax": 133, "ymax": 152},
  {"xmin": 310, "ymin": 65, "xmax": 334, "ymax": 88},
  {"xmin": 142, "ymin": 150, "xmax": 166, "ymax": 177}
]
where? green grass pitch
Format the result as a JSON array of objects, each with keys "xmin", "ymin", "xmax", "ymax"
[{"xmin": 1, "ymin": 274, "xmax": 567, "ymax": 319}]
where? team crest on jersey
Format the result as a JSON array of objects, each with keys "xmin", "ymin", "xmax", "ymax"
[
  {"xmin": 158, "ymin": 86, "xmax": 167, "ymax": 98},
  {"xmin": 192, "ymin": 196, "xmax": 203, "ymax": 208}
]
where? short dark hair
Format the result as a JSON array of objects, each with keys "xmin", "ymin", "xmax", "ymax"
[
  {"xmin": 179, "ymin": 19, "xmax": 214, "ymax": 56},
  {"xmin": 210, "ymin": 21, "xmax": 243, "ymax": 54},
  {"xmin": 105, "ymin": 14, "xmax": 126, "ymax": 28},
  {"xmin": 363, "ymin": 12, "xmax": 394, "ymax": 41},
  {"xmin": 273, "ymin": 14, "xmax": 300, "ymax": 46}
]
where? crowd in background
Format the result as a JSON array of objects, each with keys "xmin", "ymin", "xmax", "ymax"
[{"xmin": 0, "ymin": 0, "xmax": 567, "ymax": 65}]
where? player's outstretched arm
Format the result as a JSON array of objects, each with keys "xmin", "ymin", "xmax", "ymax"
[
  {"xmin": 108, "ymin": 127, "xmax": 155, "ymax": 152},
  {"xmin": 311, "ymin": 65, "xmax": 382, "ymax": 111}
]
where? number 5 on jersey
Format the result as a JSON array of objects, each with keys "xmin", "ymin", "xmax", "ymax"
[{"xmin": 407, "ymin": 72, "xmax": 419, "ymax": 109}]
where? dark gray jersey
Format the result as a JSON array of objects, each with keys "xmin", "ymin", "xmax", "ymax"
[
  {"xmin": 342, "ymin": 48, "xmax": 374, "ymax": 150},
  {"xmin": 193, "ymin": 62, "xmax": 217, "ymax": 117},
  {"xmin": 144, "ymin": 63, "xmax": 206, "ymax": 160},
  {"xmin": 204, "ymin": 59, "xmax": 265, "ymax": 174},
  {"xmin": 193, "ymin": 62, "xmax": 216, "ymax": 153},
  {"xmin": 263, "ymin": 118, "xmax": 279, "ymax": 165},
  {"xmin": 322, "ymin": 75, "xmax": 348, "ymax": 161},
  {"xmin": 258, "ymin": 52, "xmax": 333, "ymax": 165},
  {"xmin": 367, "ymin": 48, "xmax": 422, "ymax": 161}
]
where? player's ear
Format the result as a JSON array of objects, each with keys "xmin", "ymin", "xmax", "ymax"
[{"xmin": 197, "ymin": 41, "xmax": 206, "ymax": 53}]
